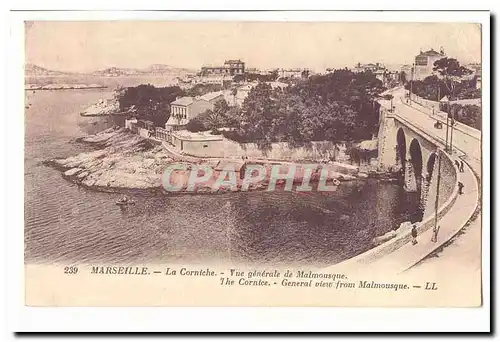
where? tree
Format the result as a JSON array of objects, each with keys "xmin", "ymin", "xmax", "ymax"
[
  {"xmin": 238, "ymin": 82, "xmax": 278, "ymax": 148},
  {"xmin": 450, "ymin": 104, "xmax": 481, "ymax": 130},
  {"xmin": 186, "ymin": 117, "xmax": 207, "ymax": 132},
  {"xmin": 194, "ymin": 99, "xmax": 231, "ymax": 131},
  {"xmin": 400, "ymin": 71, "xmax": 407, "ymax": 84},
  {"xmin": 269, "ymin": 69, "xmax": 279, "ymax": 81},
  {"xmin": 433, "ymin": 58, "xmax": 473, "ymax": 100},
  {"xmin": 116, "ymin": 84, "xmax": 185, "ymax": 127},
  {"xmin": 233, "ymin": 74, "xmax": 245, "ymax": 83},
  {"xmin": 213, "ymin": 98, "xmax": 230, "ymax": 118},
  {"xmin": 222, "ymin": 69, "xmax": 386, "ymax": 147},
  {"xmin": 230, "ymin": 88, "xmax": 238, "ymax": 106},
  {"xmin": 186, "ymin": 83, "xmax": 223, "ymax": 97}
]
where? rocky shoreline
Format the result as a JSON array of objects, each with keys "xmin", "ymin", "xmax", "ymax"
[
  {"xmin": 45, "ymin": 128, "xmax": 171, "ymax": 192},
  {"xmin": 80, "ymin": 98, "xmax": 120, "ymax": 117},
  {"xmin": 45, "ymin": 127, "xmax": 400, "ymax": 195},
  {"xmin": 26, "ymin": 84, "xmax": 106, "ymax": 91}
]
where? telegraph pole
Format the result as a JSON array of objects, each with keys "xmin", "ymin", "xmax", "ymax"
[
  {"xmin": 437, "ymin": 83, "xmax": 440, "ymax": 117},
  {"xmin": 449, "ymin": 86, "xmax": 455, "ymax": 153},
  {"xmin": 443, "ymin": 92, "xmax": 451, "ymax": 152},
  {"xmin": 431, "ymin": 150, "xmax": 442, "ymax": 243},
  {"xmin": 410, "ymin": 63, "xmax": 414, "ymax": 104},
  {"xmin": 450, "ymin": 109, "xmax": 455, "ymax": 153},
  {"xmin": 445, "ymin": 109, "xmax": 450, "ymax": 151}
]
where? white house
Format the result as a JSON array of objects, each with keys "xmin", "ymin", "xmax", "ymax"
[
  {"xmin": 414, "ymin": 47, "xmax": 446, "ymax": 80},
  {"xmin": 165, "ymin": 91, "xmax": 225, "ymax": 130}
]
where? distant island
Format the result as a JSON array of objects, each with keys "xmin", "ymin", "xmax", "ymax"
[
  {"xmin": 24, "ymin": 63, "xmax": 74, "ymax": 77},
  {"xmin": 25, "ymin": 83, "xmax": 107, "ymax": 91},
  {"xmin": 91, "ymin": 64, "xmax": 195, "ymax": 77},
  {"xmin": 25, "ymin": 63, "xmax": 196, "ymax": 78}
]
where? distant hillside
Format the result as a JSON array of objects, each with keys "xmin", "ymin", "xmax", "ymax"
[
  {"xmin": 25, "ymin": 64, "xmax": 74, "ymax": 77},
  {"xmin": 92, "ymin": 64, "xmax": 195, "ymax": 77},
  {"xmin": 142, "ymin": 64, "xmax": 194, "ymax": 75},
  {"xmin": 91, "ymin": 67, "xmax": 140, "ymax": 77},
  {"xmin": 26, "ymin": 63, "xmax": 196, "ymax": 78}
]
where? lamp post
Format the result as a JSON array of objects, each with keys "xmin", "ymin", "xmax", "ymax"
[
  {"xmin": 443, "ymin": 97, "xmax": 450, "ymax": 151},
  {"xmin": 449, "ymin": 86, "xmax": 456, "ymax": 153},
  {"xmin": 431, "ymin": 149, "xmax": 442, "ymax": 243},
  {"xmin": 410, "ymin": 63, "xmax": 414, "ymax": 104}
]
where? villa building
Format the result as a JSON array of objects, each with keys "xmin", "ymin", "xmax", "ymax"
[
  {"xmin": 166, "ymin": 91, "xmax": 225, "ymax": 131},
  {"xmin": 201, "ymin": 59, "xmax": 245, "ymax": 76},
  {"xmin": 352, "ymin": 63, "xmax": 384, "ymax": 73},
  {"xmin": 278, "ymin": 68, "xmax": 305, "ymax": 79},
  {"xmin": 413, "ymin": 47, "xmax": 446, "ymax": 80}
]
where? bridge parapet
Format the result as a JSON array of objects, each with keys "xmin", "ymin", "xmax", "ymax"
[
  {"xmin": 331, "ymin": 86, "xmax": 480, "ymax": 273},
  {"xmin": 333, "ymin": 148, "xmax": 459, "ymax": 270}
]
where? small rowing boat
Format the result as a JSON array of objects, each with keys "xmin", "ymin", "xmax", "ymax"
[
  {"xmin": 116, "ymin": 196, "xmax": 135, "ymax": 206},
  {"xmin": 116, "ymin": 200, "xmax": 135, "ymax": 206}
]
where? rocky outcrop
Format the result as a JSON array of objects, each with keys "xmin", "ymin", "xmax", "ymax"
[
  {"xmin": 46, "ymin": 127, "xmax": 357, "ymax": 194},
  {"xmin": 80, "ymin": 99, "xmax": 119, "ymax": 116},
  {"xmin": 46, "ymin": 128, "xmax": 174, "ymax": 191}
]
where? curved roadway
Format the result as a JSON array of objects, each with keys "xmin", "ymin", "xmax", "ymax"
[{"xmin": 332, "ymin": 87, "xmax": 481, "ymax": 276}]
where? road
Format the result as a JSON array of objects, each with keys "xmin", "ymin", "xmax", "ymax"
[{"xmin": 389, "ymin": 87, "xmax": 481, "ymax": 163}]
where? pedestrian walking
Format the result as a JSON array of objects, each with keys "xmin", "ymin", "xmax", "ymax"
[
  {"xmin": 432, "ymin": 225, "xmax": 441, "ymax": 242},
  {"xmin": 460, "ymin": 160, "xmax": 465, "ymax": 172},
  {"xmin": 458, "ymin": 181, "xmax": 464, "ymax": 195},
  {"xmin": 411, "ymin": 225, "xmax": 418, "ymax": 245},
  {"xmin": 454, "ymin": 160, "xmax": 460, "ymax": 170}
]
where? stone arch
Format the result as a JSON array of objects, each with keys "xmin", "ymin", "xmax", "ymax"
[
  {"xmin": 396, "ymin": 128, "xmax": 406, "ymax": 169},
  {"xmin": 426, "ymin": 152, "xmax": 438, "ymax": 181},
  {"xmin": 409, "ymin": 138, "xmax": 423, "ymax": 191},
  {"xmin": 422, "ymin": 150, "xmax": 441, "ymax": 220},
  {"xmin": 409, "ymin": 138, "xmax": 425, "ymax": 223}
]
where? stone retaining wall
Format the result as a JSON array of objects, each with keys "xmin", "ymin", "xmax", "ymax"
[{"xmin": 335, "ymin": 149, "xmax": 459, "ymax": 267}]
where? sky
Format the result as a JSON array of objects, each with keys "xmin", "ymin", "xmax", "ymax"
[{"xmin": 25, "ymin": 21, "xmax": 482, "ymax": 72}]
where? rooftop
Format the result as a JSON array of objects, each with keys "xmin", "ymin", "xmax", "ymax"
[
  {"xmin": 417, "ymin": 48, "xmax": 445, "ymax": 57},
  {"xmin": 171, "ymin": 96, "xmax": 194, "ymax": 106},
  {"xmin": 267, "ymin": 81, "xmax": 289, "ymax": 89},
  {"xmin": 172, "ymin": 129, "xmax": 224, "ymax": 141},
  {"xmin": 224, "ymin": 59, "xmax": 244, "ymax": 64},
  {"xmin": 202, "ymin": 65, "xmax": 230, "ymax": 69},
  {"xmin": 357, "ymin": 140, "xmax": 378, "ymax": 151},
  {"xmin": 199, "ymin": 91, "xmax": 224, "ymax": 102}
]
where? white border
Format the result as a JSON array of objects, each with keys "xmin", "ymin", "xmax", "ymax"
[{"xmin": 4, "ymin": 9, "xmax": 491, "ymax": 333}]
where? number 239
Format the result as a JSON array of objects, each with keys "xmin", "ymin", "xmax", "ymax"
[{"xmin": 64, "ymin": 266, "xmax": 79, "ymax": 274}]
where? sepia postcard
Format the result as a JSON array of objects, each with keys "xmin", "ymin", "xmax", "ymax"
[{"xmin": 18, "ymin": 12, "xmax": 489, "ymax": 310}]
